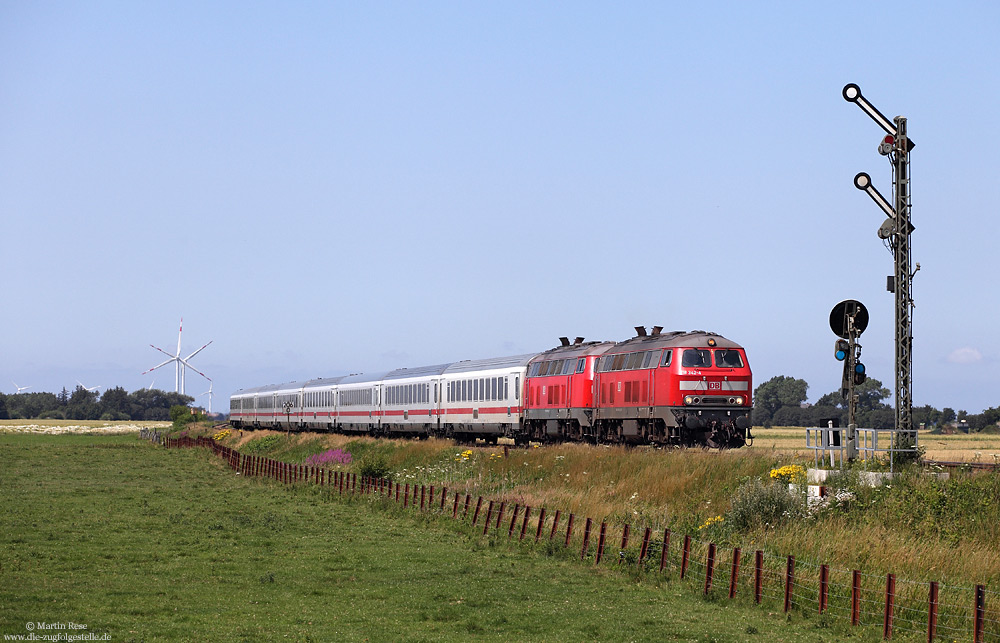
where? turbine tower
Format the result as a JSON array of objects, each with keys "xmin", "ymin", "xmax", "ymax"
[
  {"xmin": 200, "ymin": 380, "xmax": 214, "ymax": 414},
  {"xmin": 142, "ymin": 318, "xmax": 212, "ymax": 395}
]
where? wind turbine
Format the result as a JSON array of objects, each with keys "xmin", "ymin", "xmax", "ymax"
[
  {"xmin": 142, "ymin": 318, "xmax": 212, "ymax": 395},
  {"xmin": 77, "ymin": 381, "xmax": 102, "ymax": 393},
  {"xmin": 11, "ymin": 380, "xmax": 31, "ymax": 393},
  {"xmin": 200, "ymin": 380, "xmax": 214, "ymax": 414}
]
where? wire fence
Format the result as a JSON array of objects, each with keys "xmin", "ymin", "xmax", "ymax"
[{"xmin": 159, "ymin": 434, "xmax": 998, "ymax": 642}]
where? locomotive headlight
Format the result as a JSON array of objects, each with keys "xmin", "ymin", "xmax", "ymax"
[
  {"xmin": 735, "ymin": 396, "xmax": 745, "ymax": 405},
  {"xmin": 684, "ymin": 395, "xmax": 694, "ymax": 405}
]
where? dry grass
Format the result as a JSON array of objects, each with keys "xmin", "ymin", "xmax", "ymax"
[{"xmin": 753, "ymin": 426, "xmax": 1000, "ymax": 462}]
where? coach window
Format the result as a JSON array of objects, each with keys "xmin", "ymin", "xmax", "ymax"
[
  {"xmin": 660, "ymin": 350, "xmax": 673, "ymax": 367},
  {"xmin": 577, "ymin": 358, "xmax": 585, "ymax": 373}
]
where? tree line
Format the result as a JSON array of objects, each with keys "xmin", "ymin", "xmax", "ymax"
[
  {"xmin": 0, "ymin": 386, "xmax": 195, "ymax": 421},
  {"xmin": 753, "ymin": 375, "xmax": 1000, "ymax": 431}
]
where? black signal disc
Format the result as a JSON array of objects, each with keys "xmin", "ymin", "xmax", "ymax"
[{"xmin": 830, "ymin": 300, "xmax": 869, "ymax": 339}]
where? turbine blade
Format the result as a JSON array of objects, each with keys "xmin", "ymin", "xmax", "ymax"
[
  {"xmin": 150, "ymin": 344, "xmax": 178, "ymax": 359},
  {"xmin": 177, "ymin": 318, "xmax": 183, "ymax": 356},
  {"xmin": 179, "ymin": 358, "xmax": 211, "ymax": 383},
  {"xmin": 184, "ymin": 339, "xmax": 213, "ymax": 361},
  {"xmin": 141, "ymin": 358, "xmax": 175, "ymax": 375}
]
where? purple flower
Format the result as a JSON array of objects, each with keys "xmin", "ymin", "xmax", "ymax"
[{"xmin": 305, "ymin": 448, "xmax": 353, "ymax": 467}]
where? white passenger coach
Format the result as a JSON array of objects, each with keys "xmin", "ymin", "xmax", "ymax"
[{"xmin": 229, "ymin": 354, "xmax": 534, "ymax": 443}]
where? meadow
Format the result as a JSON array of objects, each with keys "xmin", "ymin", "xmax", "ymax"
[
  {"xmin": 215, "ymin": 426, "xmax": 1000, "ymax": 587},
  {"xmin": 0, "ymin": 432, "xmax": 897, "ymax": 642},
  {"xmin": 3, "ymin": 423, "xmax": 999, "ymax": 641}
]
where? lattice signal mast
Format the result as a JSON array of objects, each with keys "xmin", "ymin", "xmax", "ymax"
[{"xmin": 843, "ymin": 84, "xmax": 917, "ymax": 435}]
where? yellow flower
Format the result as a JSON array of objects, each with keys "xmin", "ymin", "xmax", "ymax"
[
  {"xmin": 769, "ymin": 465, "xmax": 805, "ymax": 484},
  {"xmin": 698, "ymin": 515, "xmax": 724, "ymax": 530}
]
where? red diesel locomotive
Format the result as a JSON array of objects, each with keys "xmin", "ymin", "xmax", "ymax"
[{"xmin": 523, "ymin": 327, "xmax": 753, "ymax": 448}]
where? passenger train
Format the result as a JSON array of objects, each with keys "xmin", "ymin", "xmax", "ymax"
[{"xmin": 229, "ymin": 326, "xmax": 753, "ymax": 449}]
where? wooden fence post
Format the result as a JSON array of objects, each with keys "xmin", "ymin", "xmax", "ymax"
[
  {"xmin": 471, "ymin": 497, "xmax": 483, "ymax": 525},
  {"xmin": 659, "ymin": 529, "xmax": 671, "ymax": 573},
  {"xmin": 883, "ymin": 573, "xmax": 895, "ymax": 640},
  {"xmin": 680, "ymin": 535, "xmax": 691, "ymax": 579},
  {"xmin": 754, "ymin": 550, "xmax": 764, "ymax": 604},
  {"xmin": 495, "ymin": 501, "xmax": 506, "ymax": 529},
  {"xmin": 729, "ymin": 547, "xmax": 741, "ymax": 599},
  {"xmin": 564, "ymin": 514, "xmax": 574, "ymax": 547},
  {"xmin": 550, "ymin": 510, "xmax": 561, "ymax": 541},
  {"xmin": 926, "ymin": 581, "xmax": 938, "ymax": 643},
  {"xmin": 638, "ymin": 527, "xmax": 651, "ymax": 568},
  {"xmin": 851, "ymin": 570, "xmax": 861, "ymax": 626},
  {"xmin": 580, "ymin": 518, "xmax": 592, "ymax": 561},
  {"xmin": 535, "ymin": 507, "xmax": 546, "ymax": 542},
  {"xmin": 704, "ymin": 543, "xmax": 716, "ymax": 595},
  {"xmin": 819, "ymin": 564, "xmax": 829, "ymax": 613},
  {"xmin": 784, "ymin": 555, "xmax": 795, "ymax": 613},
  {"xmin": 619, "ymin": 524, "xmax": 630, "ymax": 564},
  {"xmin": 482, "ymin": 501, "xmax": 494, "ymax": 535},
  {"xmin": 508, "ymin": 505, "xmax": 520, "ymax": 538},
  {"xmin": 595, "ymin": 522, "xmax": 607, "ymax": 564},
  {"xmin": 974, "ymin": 584, "xmax": 985, "ymax": 643},
  {"xmin": 519, "ymin": 506, "xmax": 531, "ymax": 541}
]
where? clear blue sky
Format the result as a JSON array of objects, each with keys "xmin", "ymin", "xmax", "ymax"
[{"xmin": 2, "ymin": 2, "xmax": 999, "ymax": 414}]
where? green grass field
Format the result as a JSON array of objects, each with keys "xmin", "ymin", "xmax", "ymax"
[{"xmin": 0, "ymin": 433, "xmax": 907, "ymax": 642}]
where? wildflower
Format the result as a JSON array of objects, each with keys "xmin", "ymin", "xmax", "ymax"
[
  {"xmin": 304, "ymin": 448, "xmax": 353, "ymax": 467},
  {"xmin": 769, "ymin": 464, "xmax": 806, "ymax": 484},
  {"xmin": 698, "ymin": 515, "xmax": 724, "ymax": 530}
]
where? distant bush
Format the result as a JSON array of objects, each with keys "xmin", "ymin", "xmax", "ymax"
[
  {"xmin": 100, "ymin": 411, "xmax": 130, "ymax": 421},
  {"xmin": 357, "ymin": 452, "xmax": 392, "ymax": 481},
  {"xmin": 726, "ymin": 478, "xmax": 803, "ymax": 531},
  {"xmin": 170, "ymin": 405, "xmax": 198, "ymax": 429},
  {"xmin": 38, "ymin": 410, "xmax": 65, "ymax": 420},
  {"xmin": 243, "ymin": 435, "xmax": 282, "ymax": 454}
]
